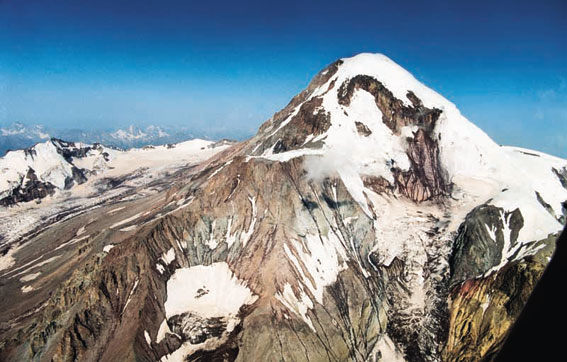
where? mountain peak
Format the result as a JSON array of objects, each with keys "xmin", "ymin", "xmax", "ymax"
[
  {"xmin": 242, "ymin": 53, "xmax": 565, "ymax": 237},
  {"xmin": 246, "ymin": 54, "xmax": 477, "ymax": 202}
]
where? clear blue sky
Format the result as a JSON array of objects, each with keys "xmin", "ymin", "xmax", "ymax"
[{"xmin": 1, "ymin": 0, "xmax": 566, "ymax": 156}]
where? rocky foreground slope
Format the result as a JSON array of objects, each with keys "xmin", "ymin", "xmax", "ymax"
[{"xmin": 1, "ymin": 53, "xmax": 566, "ymax": 362}]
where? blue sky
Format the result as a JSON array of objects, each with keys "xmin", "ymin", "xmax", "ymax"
[{"xmin": 1, "ymin": 0, "xmax": 566, "ymax": 156}]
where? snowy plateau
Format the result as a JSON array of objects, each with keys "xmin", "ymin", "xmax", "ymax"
[{"xmin": 0, "ymin": 53, "xmax": 566, "ymax": 362}]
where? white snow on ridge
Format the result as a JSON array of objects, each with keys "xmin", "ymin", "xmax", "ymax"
[
  {"xmin": 110, "ymin": 126, "xmax": 148, "ymax": 141},
  {"xmin": 275, "ymin": 283, "xmax": 314, "ymax": 331},
  {"xmin": 276, "ymin": 231, "xmax": 349, "ymax": 331}
]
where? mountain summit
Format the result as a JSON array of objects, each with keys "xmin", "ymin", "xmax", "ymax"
[{"xmin": 1, "ymin": 54, "xmax": 566, "ymax": 362}]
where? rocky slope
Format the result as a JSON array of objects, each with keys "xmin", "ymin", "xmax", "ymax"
[{"xmin": 0, "ymin": 53, "xmax": 565, "ymax": 362}]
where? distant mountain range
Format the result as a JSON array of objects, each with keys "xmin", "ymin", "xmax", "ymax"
[{"xmin": 0, "ymin": 122, "xmax": 245, "ymax": 155}]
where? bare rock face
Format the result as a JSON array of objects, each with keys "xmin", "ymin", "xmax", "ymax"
[
  {"xmin": 355, "ymin": 121, "xmax": 372, "ymax": 136},
  {"xmin": 362, "ymin": 175, "xmax": 393, "ymax": 195},
  {"xmin": 393, "ymin": 128, "xmax": 449, "ymax": 202},
  {"xmin": 450, "ymin": 205, "xmax": 524, "ymax": 285},
  {"xmin": 1, "ymin": 53, "xmax": 566, "ymax": 362},
  {"xmin": 443, "ymin": 256, "xmax": 551, "ymax": 362}
]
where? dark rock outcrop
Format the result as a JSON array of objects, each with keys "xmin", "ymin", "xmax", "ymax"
[
  {"xmin": 0, "ymin": 168, "xmax": 57, "ymax": 206},
  {"xmin": 272, "ymin": 97, "xmax": 331, "ymax": 154},
  {"xmin": 355, "ymin": 121, "xmax": 372, "ymax": 136},
  {"xmin": 337, "ymin": 75, "xmax": 441, "ymax": 135}
]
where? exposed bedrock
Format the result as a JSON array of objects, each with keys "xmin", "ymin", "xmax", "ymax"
[
  {"xmin": 393, "ymin": 128, "xmax": 450, "ymax": 203},
  {"xmin": 0, "ymin": 168, "xmax": 57, "ymax": 206},
  {"xmin": 272, "ymin": 97, "xmax": 331, "ymax": 154},
  {"xmin": 258, "ymin": 60, "xmax": 343, "ymax": 136}
]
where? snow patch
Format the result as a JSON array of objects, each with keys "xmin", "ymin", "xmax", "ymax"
[
  {"xmin": 205, "ymin": 220, "xmax": 218, "ymax": 249},
  {"xmin": 0, "ymin": 244, "xmax": 20, "ymax": 272},
  {"xmin": 275, "ymin": 283, "xmax": 315, "ymax": 331},
  {"xmin": 109, "ymin": 212, "xmax": 143, "ymax": 229},
  {"xmin": 144, "ymin": 330, "xmax": 152, "ymax": 346},
  {"xmin": 283, "ymin": 232, "xmax": 347, "ymax": 304},
  {"xmin": 76, "ymin": 226, "xmax": 86, "ymax": 236},
  {"xmin": 156, "ymin": 319, "xmax": 172, "ymax": 343},
  {"xmin": 161, "ymin": 248, "xmax": 176, "ymax": 265},
  {"xmin": 107, "ymin": 206, "xmax": 126, "ymax": 215},
  {"xmin": 240, "ymin": 196, "xmax": 257, "ymax": 247},
  {"xmin": 119, "ymin": 224, "xmax": 138, "ymax": 232},
  {"xmin": 122, "ymin": 279, "xmax": 139, "ymax": 314},
  {"xmin": 20, "ymin": 271, "xmax": 41, "ymax": 282},
  {"xmin": 225, "ymin": 218, "xmax": 237, "ymax": 248},
  {"xmin": 21, "ymin": 285, "xmax": 35, "ymax": 293}
]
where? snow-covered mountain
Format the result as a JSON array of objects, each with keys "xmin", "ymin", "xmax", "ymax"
[
  {"xmin": 0, "ymin": 139, "xmax": 94, "ymax": 206},
  {"xmin": 0, "ymin": 138, "xmax": 232, "ymax": 207},
  {"xmin": 0, "ymin": 54, "xmax": 565, "ymax": 362}
]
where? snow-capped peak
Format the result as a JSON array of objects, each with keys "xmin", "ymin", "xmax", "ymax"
[
  {"xmin": 334, "ymin": 53, "xmax": 454, "ymax": 107},
  {"xmin": 249, "ymin": 52, "xmax": 567, "ymax": 246}
]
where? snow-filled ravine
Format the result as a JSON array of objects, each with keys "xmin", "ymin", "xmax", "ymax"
[
  {"xmin": 160, "ymin": 262, "xmax": 257, "ymax": 362},
  {"xmin": 164, "ymin": 262, "xmax": 257, "ymax": 319}
]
